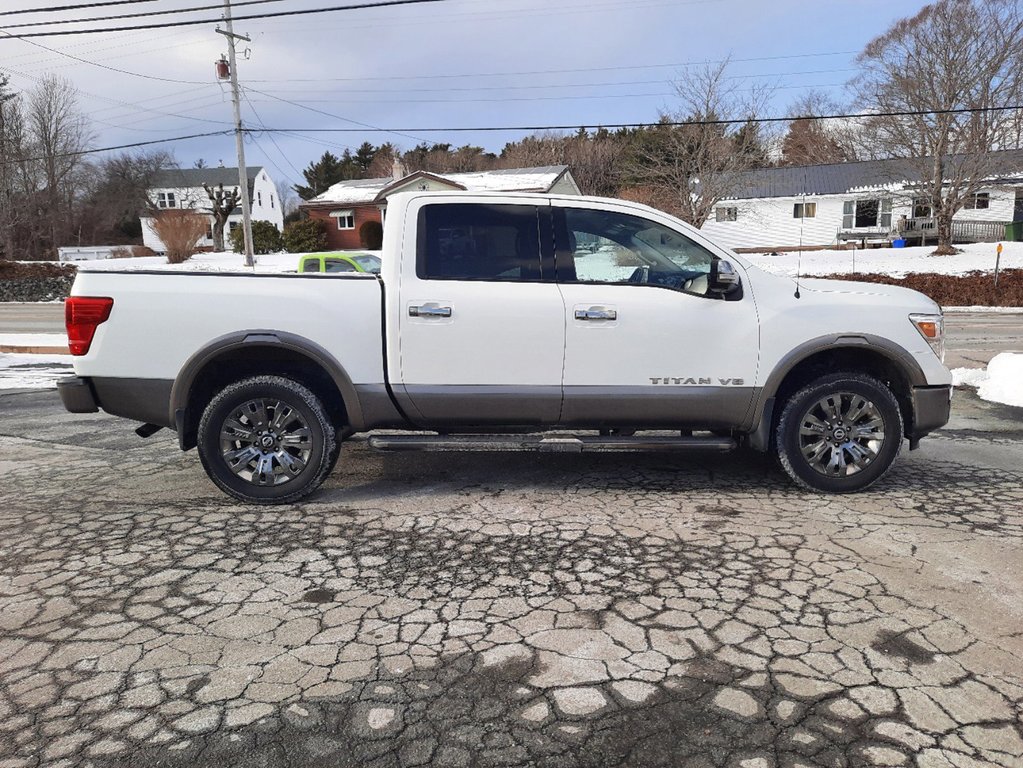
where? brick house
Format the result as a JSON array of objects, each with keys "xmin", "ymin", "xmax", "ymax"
[{"xmin": 301, "ymin": 165, "xmax": 581, "ymax": 250}]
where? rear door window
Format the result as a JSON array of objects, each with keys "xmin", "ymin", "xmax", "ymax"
[{"xmin": 417, "ymin": 204, "xmax": 543, "ymax": 281}]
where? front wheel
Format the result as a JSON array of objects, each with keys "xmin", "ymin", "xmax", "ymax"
[
  {"xmin": 775, "ymin": 372, "xmax": 903, "ymax": 493},
  {"xmin": 197, "ymin": 375, "xmax": 338, "ymax": 504}
]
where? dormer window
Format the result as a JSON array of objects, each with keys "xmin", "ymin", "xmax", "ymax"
[{"xmin": 156, "ymin": 192, "xmax": 176, "ymax": 209}]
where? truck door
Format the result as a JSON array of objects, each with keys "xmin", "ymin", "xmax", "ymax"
[
  {"xmin": 552, "ymin": 200, "xmax": 760, "ymax": 429},
  {"xmin": 393, "ymin": 199, "xmax": 565, "ymax": 426}
]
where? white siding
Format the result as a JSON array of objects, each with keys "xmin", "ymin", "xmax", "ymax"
[
  {"xmin": 141, "ymin": 168, "xmax": 285, "ymax": 253},
  {"xmin": 701, "ymin": 186, "xmax": 1018, "ymax": 251}
]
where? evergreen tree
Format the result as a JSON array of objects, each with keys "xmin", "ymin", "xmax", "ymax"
[{"xmin": 293, "ymin": 151, "xmax": 347, "ymax": 200}]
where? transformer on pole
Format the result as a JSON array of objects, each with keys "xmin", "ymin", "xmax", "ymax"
[{"xmin": 216, "ymin": 1, "xmax": 255, "ymax": 267}]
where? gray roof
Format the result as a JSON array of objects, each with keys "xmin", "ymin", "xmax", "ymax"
[
  {"xmin": 725, "ymin": 149, "xmax": 1023, "ymax": 200},
  {"xmin": 150, "ymin": 166, "xmax": 263, "ymax": 189}
]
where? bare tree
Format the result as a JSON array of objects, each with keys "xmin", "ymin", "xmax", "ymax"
[
  {"xmin": 0, "ymin": 73, "xmax": 25, "ymax": 260},
  {"xmin": 854, "ymin": 0, "xmax": 1023, "ymax": 254},
  {"xmin": 627, "ymin": 59, "xmax": 774, "ymax": 227},
  {"xmin": 780, "ymin": 90, "xmax": 856, "ymax": 166},
  {"xmin": 81, "ymin": 149, "xmax": 175, "ymax": 243},
  {"xmin": 203, "ymin": 182, "xmax": 241, "ymax": 252},
  {"xmin": 25, "ymin": 75, "xmax": 93, "ymax": 258},
  {"xmin": 499, "ymin": 128, "xmax": 626, "ymax": 197}
]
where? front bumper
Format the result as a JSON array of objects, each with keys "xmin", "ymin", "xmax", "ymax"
[
  {"xmin": 907, "ymin": 384, "xmax": 952, "ymax": 448},
  {"xmin": 57, "ymin": 376, "xmax": 99, "ymax": 413}
]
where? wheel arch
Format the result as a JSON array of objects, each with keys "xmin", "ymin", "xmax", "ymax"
[
  {"xmin": 747, "ymin": 335, "xmax": 925, "ymax": 451},
  {"xmin": 170, "ymin": 331, "xmax": 364, "ymax": 450}
]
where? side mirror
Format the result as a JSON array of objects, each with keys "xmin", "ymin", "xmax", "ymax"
[{"xmin": 709, "ymin": 258, "xmax": 741, "ymax": 295}]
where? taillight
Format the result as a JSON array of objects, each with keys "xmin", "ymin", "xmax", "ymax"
[{"xmin": 66, "ymin": 297, "xmax": 113, "ymax": 356}]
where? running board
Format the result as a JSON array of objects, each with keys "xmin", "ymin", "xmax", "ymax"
[{"xmin": 367, "ymin": 434, "xmax": 736, "ymax": 453}]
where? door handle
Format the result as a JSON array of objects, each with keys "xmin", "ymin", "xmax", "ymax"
[
  {"xmin": 574, "ymin": 307, "xmax": 617, "ymax": 321},
  {"xmin": 409, "ymin": 304, "xmax": 452, "ymax": 318}
]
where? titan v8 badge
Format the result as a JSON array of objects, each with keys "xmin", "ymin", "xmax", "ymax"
[{"xmin": 649, "ymin": 377, "xmax": 745, "ymax": 385}]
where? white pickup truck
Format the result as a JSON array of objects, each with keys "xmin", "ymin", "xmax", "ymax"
[{"xmin": 59, "ymin": 191, "xmax": 952, "ymax": 503}]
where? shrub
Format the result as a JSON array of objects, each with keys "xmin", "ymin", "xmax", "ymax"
[
  {"xmin": 283, "ymin": 218, "xmax": 329, "ymax": 253},
  {"xmin": 229, "ymin": 220, "xmax": 284, "ymax": 255},
  {"xmin": 152, "ymin": 210, "xmax": 208, "ymax": 264}
]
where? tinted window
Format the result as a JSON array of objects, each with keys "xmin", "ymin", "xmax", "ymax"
[
  {"xmin": 554, "ymin": 207, "xmax": 717, "ymax": 295},
  {"xmin": 301, "ymin": 259, "xmax": 320, "ymax": 273},
  {"xmin": 418, "ymin": 204, "xmax": 541, "ymax": 281},
  {"xmin": 323, "ymin": 258, "xmax": 357, "ymax": 273}
]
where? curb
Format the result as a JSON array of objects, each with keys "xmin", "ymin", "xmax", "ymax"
[{"xmin": 0, "ymin": 345, "xmax": 71, "ymax": 354}]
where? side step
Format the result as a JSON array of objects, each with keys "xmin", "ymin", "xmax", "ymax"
[{"xmin": 367, "ymin": 434, "xmax": 736, "ymax": 453}]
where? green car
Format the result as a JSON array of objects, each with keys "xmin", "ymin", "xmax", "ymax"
[{"xmin": 298, "ymin": 252, "xmax": 382, "ymax": 274}]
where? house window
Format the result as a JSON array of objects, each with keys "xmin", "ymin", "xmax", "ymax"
[
  {"xmin": 331, "ymin": 209, "xmax": 355, "ymax": 230},
  {"xmin": 229, "ymin": 221, "xmax": 239, "ymax": 232},
  {"xmin": 270, "ymin": 194, "xmax": 274, "ymax": 209},
  {"xmin": 715, "ymin": 207, "xmax": 737, "ymax": 222},
  {"xmin": 842, "ymin": 198, "xmax": 892, "ymax": 229},
  {"xmin": 963, "ymin": 192, "xmax": 990, "ymax": 210},
  {"xmin": 257, "ymin": 191, "xmax": 262, "ymax": 206},
  {"xmin": 913, "ymin": 198, "xmax": 933, "ymax": 218},
  {"xmin": 793, "ymin": 202, "xmax": 817, "ymax": 219},
  {"xmin": 156, "ymin": 192, "xmax": 176, "ymax": 209}
]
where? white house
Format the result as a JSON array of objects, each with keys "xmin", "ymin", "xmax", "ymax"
[
  {"xmin": 701, "ymin": 150, "xmax": 1023, "ymax": 252},
  {"xmin": 142, "ymin": 166, "xmax": 283, "ymax": 253}
]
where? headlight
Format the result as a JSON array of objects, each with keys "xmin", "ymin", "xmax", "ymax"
[{"xmin": 909, "ymin": 313, "xmax": 945, "ymax": 363}]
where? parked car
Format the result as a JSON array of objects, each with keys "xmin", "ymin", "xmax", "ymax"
[
  {"xmin": 59, "ymin": 191, "xmax": 951, "ymax": 504},
  {"xmin": 298, "ymin": 252, "xmax": 381, "ymax": 274}
]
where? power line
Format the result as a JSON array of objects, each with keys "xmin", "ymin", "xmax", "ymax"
[
  {"xmin": 0, "ymin": 130, "xmax": 235, "ymax": 166},
  {"xmin": 0, "ymin": 0, "xmax": 157, "ymax": 17},
  {"xmin": 1, "ymin": 1, "xmax": 285, "ymax": 30},
  {"xmin": 246, "ymin": 51, "xmax": 859, "ymax": 84},
  {"xmin": 0, "ymin": 0, "xmax": 448, "ymax": 39},
  {"xmin": 247, "ymin": 103, "xmax": 1023, "ymax": 133},
  {"xmin": 0, "ymin": 28, "xmax": 211, "ymax": 84}
]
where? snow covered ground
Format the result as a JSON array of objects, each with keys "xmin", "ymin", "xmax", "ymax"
[
  {"xmin": 951, "ymin": 353, "xmax": 1023, "ymax": 408},
  {"xmin": 67, "ymin": 242, "xmax": 1023, "ymax": 280},
  {"xmin": 742, "ymin": 241, "xmax": 1023, "ymax": 278},
  {"xmin": 0, "ymin": 333, "xmax": 68, "ymax": 348},
  {"xmin": 0, "ymin": 353, "xmax": 72, "ymax": 390}
]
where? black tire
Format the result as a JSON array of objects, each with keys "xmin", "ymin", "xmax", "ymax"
[
  {"xmin": 197, "ymin": 375, "xmax": 338, "ymax": 504},
  {"xmin": 775, "ymin": 372, "xmax": 903, "ymax": 493}
]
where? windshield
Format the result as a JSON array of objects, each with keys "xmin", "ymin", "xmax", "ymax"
[{"xmin": 352, "ymin": 254, "xmax": 382, "ymax": 273}]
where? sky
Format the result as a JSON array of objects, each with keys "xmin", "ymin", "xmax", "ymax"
[{"xmin": 0, "ymin": 0, "xmax": 933, "ymax": 194}]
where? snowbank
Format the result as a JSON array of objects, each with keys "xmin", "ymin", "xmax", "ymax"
[
  {"xmin": 742, "ymin": 241, "xmax": 1023, "ymax": 279},
  {"xmin": 951, "ymin": 353, "xmax": 1023, "ymax": 408},
  {"xmin": 0, "ymin": 353, "xmax": 72, "ymax": 390},
  {"xmin": 76, "ymin": 250, "xmax": 343, "ymax": 274}
]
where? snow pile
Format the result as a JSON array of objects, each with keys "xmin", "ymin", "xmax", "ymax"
[
  {"xmin": 0, "ymin": 333, "xmax": 68, "ymax": 348},
  {"xmin": 951, "ymin": 353, "xmax": 1023, "ymax": 407},
  {"xmin": 0, "ymin": 353, "xmax": 72, "ymax": 390},
  {"xmin": 742, "ymin": 241, "xmax": 1023, "ymax": 278}
]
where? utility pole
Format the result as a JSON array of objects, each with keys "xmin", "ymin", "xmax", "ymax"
[{"xmin": 216, "ymin": 0, "xmax": 254, "ymax": 267}]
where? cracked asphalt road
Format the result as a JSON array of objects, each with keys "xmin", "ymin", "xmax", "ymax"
[{"xmin": 1, "ymin": 388, "xmax": 1022, "ymax": 767}]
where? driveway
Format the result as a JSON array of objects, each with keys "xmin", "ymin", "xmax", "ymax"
[{"xmin": 0, "ymin": 388, "xmax": 1021, "ymax": 767}]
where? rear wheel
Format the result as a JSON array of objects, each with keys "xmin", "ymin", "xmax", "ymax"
[
  {"xmin": 197, "ymin": 375, "xmax": 338, "ymax": 504},
  {"xmin": 775, "ymin": 372, "xmax": 902, "ymax": 493}
]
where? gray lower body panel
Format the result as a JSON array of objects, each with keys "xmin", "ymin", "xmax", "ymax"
[
  {"xmin": 908, "ymin": 385, "xmax": 952, "ymax": 441},
  {"xmin": 560, "ymin": 385, "xmax": 757, "ymax": 430},
  {"xmin": 394, "ymin": 384, "xmax": 757, "ymax": 431},
  {"xmin": 89, "ymin": 377, "xmax": 175, "ymax": 427},
  {"xmin": 398, "ymin": 385, "xmax": 563, "ymax": 427}
]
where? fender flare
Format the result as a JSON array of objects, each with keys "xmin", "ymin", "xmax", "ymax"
[
  {"xmin": 169, "ymin": 330, "xmax": 366, "ymax": 443},
  {"xmin": 745, "ymin": 333, "xmax": 926, "ymax": 450}
]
